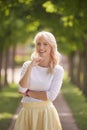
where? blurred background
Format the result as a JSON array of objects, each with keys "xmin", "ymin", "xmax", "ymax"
[{"xmin": 0, "ymin": 0, "xmax": 87, "ymax": 130}]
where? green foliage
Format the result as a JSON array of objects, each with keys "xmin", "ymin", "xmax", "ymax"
[
  {"xmin": 62, "ymin": 73, "xmax": 87, "ymax": 130},
  {"xmin": 42, "ymin": 1, "xmax": 57, "ymax": 13},
  {"xmin": 0, "ymin": 0, "xmax": 87, "ymax": 54}
]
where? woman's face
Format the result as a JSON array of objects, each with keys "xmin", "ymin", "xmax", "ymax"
[{"xmin": 36, "ymin": 37, "xmax": 51, "ymax": 58}]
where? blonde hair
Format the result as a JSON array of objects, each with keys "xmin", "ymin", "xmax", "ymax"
[{"xmin": 31, "ymin": 31, "xmax": 60, "ymax": 73}]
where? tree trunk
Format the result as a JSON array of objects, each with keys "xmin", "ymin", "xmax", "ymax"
[
  {"xmin": 12, "ymin": 44, "xmax": 16, "ymax": 83},
  {"xmin": 76, "ymin": 52, "xmax": 82, "ymax": 89},
  {"xmin": 0, "ymin": 51, "xmax": 3, "ymax": 90},
  {"xmin": 4, "ymin": 48, "xmax": 9, "ymax": 86},
  {"xmin": 83, "ymin": 40, "xmax": 87, "ymax": 97},
  {"xmin": 68, "ymin": 51, "xmax": 76, "ymax": 84}
]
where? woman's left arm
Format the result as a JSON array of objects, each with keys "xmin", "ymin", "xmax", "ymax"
[
  {"xmin": 28, "ymin": 90, "xmax": 47, "ymax": 101},
  {"xmin": 27, "ymin": 66, "xmax": 64, "ymax": 101}
]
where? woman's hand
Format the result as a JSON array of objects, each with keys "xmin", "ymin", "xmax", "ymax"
[{"xmin": 30, "ymin": 57, "xmax": 43, "ymax": 67}]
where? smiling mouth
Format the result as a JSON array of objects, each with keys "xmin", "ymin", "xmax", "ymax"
[
  {"xmin": 39, "ymin": 51, "xmax": 46, "ymax": 56},
  {"xmin": 40, "ymin": 52, "xmax": 44, "ymax": 53},
  {"xmin": 39, "ymin": 51, "xmax": 45, "ymax": 53}
]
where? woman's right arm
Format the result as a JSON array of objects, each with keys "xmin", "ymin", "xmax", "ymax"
[
  {"xmin": 18, "ymin": 57, "xmax": 42, "ymax": 94},
  {"xmin": 19, "ymin": 63, "xmax": 32, "ymax": 88},
  {"xmin": 18, "ymin": 61, "xmax": 32, "ymax": 94}
]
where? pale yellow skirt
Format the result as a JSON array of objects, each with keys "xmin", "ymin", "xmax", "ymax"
[{"xmin": 14, "ymin": 100, "xmax": 62, "ymax": 130}]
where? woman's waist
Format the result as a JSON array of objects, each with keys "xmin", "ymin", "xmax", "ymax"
[
  {"xmin": 21, "ymin": 96, "xmax": 44, "ymax": 103},
  {"xmin": 22, "ymin": 100, "xmax": 53, "ymax": 108}
]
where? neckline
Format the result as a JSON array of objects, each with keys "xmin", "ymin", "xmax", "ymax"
[{"xmin": 37, "ymin": 65, "xmax": 48, "ymax": 69}]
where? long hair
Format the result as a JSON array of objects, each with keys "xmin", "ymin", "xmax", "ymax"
[{"xmin": 31, "ymin": 31, "xmax": 60, "ymax": 73}]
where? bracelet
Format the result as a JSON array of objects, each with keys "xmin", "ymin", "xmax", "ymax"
[{"xmin": 25, "ymin": 89, "xmax": 30, "ymax": 96}]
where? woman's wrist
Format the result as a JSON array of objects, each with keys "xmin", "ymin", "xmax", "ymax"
[{"xmin": 27, "ymin": 61, "xmax": 34, "ymax": 71}]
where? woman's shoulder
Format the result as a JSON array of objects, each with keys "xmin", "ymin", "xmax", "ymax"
[
  {"xmin": 54, "ymin": 64, "xmax": 64, "ymax": 73},
  {"xmin": 22, "ymin": 60, "xmax": 31, "ymax": 67},
  {"xmin": 23, "ymin": 60, "xmax": 31, "ymax": 65}
]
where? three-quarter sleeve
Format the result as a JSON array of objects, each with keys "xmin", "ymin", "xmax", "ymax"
[
  {"xmin": 46, "ymin": 66, "xmax": 64, "ymax": 101},
  {"xmin": 18, "ymin": 61, "xmax": 31, "ymax": 93}
]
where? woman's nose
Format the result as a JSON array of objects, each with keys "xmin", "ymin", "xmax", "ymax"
[{"xmin": 39, "ymin": 44, "xmax": 44, "ymax": 49}]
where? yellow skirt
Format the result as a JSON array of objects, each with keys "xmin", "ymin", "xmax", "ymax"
[{"xmin": 14, "ymin": 100, "xmax": 62, "ymax": 130}]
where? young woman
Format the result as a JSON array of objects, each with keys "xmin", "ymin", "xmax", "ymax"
[{"xmin": 14, "ymin": 31, "xmax": 64, "ymax": 130}]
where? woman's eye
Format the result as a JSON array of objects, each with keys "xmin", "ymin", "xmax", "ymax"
[
  {"xmin": 44, "ymin": 43, "xmax": 48, "ymax": 46},
  {"xmin": 37, "ymin": 42, "xmax": 41, "ymax": 46},
  {"xmin": 37, "ymin": 42, "xmax": 48, "ymax": 46}
]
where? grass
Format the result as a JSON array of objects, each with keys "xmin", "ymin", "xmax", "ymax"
[
  {"xmin": 0, "ymin": 84, "xmax": 22, "ymax": 130},
  {"xmin": 62, "ymin": 73, "xmax": 87, "ymax": 130}
]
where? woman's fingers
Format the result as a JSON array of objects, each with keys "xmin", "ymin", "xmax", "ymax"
[{"xmin": 31, "ymin": 57, "xmax": 43, "ymax": 66}]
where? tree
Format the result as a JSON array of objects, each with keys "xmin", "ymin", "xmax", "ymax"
[{"xmin": 0, "ymin": 0, "xmax": 87, "ymax": 97}]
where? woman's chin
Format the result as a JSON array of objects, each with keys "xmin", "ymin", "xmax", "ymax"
[{"xmin": 39, "ymin": 54, "xmax": 44, "ymax": 57}]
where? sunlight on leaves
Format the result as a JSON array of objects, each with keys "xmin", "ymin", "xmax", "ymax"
[
  {"xmin": 61, "ymin": 15, "xmax": 74, "ymax": 27},
  {"xmin": 18, "ymin": 0, "xmax": 32, "ymax": 4},
  {"xmin": 5, "ymin": 8, "xmax": 10, "ymax": 16},
  {"xmin": 26, "ymin": 21, "xmax": 39, "ymax": 32},
  {"xmin": 43, "ymin": 1, "xmax": 57, "ymax": 13}
]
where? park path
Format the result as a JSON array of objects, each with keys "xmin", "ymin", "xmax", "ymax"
[
  {"xmin": 54, "ymin": 93, "xmax": 80, "ymax": 130},
  {"xmin": 8, "ymin": 68, "xmax": 80, "ymax": 130}
]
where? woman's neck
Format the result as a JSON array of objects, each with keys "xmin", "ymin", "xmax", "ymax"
[{"xmin": 39, "ymin": 58, "xmax": 50, "ymax": 67}]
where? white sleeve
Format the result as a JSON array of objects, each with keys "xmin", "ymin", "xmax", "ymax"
[
  {"xmin": 18, "ymin": 61, "xmax": 31, "ymax": 93},
  {"xmin": 46, "ymin": 66, "xmax": 64, "ymax": 101}
]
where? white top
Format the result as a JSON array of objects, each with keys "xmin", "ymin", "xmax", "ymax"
[{"xmin": 19, "ymin": 61, "xmax": 64, "ymax": 102}]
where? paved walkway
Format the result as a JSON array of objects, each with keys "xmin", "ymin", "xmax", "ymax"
[
  {"xmin": 8, "ymin": 93, "xmax": 80, "ymax": 130},
  {"xmin": 53, "ymin": 93, "xmax": 80, "ymax": 130}
]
